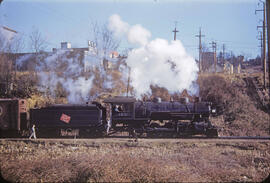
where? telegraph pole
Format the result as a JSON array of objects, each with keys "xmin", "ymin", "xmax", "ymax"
[
  {"xmin": 258, "ymin": 31, "xmax": 263, "ymax": 67},
  {"xmin": 222, "ymin": 44, "xmax": 226, "ymax": 65},
  {"xmin": 195, "ymin": 27, "xmax": 205, "ymax": 72},
  {"xmin": 210, "ymin": 41, "xmax": 217, "ymax": 73},
  {"xmin": 256, "ymin": 1, "xmax": 267, "ymax": 89},
  {"xmin": 172, "ymin": 21, "xmax": 179, "ymax": 41},
  {"xmin": 263, "ymin": 3, "xmax": 267, "ymax": 89},
  {"xmin": 266, "ymin": 0, "xmax": 270, "ymax": 93}
]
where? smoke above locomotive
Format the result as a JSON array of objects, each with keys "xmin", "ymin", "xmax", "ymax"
[
  {"xmin": 108, "ymin": 14, "xmax": 199, "ymax": 98},
  {"xmin": 37, "ymin": 50, "xmax": 94, "ymax": 104},
  {"xmin": 19, "ymin": 14, "xmax": 199, "ymax": 104}
]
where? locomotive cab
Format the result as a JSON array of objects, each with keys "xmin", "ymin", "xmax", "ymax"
[{"xmin": 104, "ymin": 96, "xmax": 136, "ymax": 123}]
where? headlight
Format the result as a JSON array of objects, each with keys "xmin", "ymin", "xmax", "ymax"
[{"xmin": 212, "ymin": 109, "xmax": 216, "ymax": 113}]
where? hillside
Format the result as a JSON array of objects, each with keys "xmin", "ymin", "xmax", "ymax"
[{"xmin": 198, "ymin": 71, "xmax": 269, "ymax": 136}]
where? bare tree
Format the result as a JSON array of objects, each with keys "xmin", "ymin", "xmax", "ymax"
[
  {"xmin": 0, "ymin": 53, "xmax": 12, "ymax": 96},
  {"xmin": 0, "ymin": 31, "xmax": 13, "ymax": 96},
  {"xmin": 10, "ymin": 34, "xmax": 25, "ymax": 76},
  {"xmin": 29, "ymin": 28, "xmax": 47, "ymax": 53},
  {"xmin": 0, "ymin": 31, "xmax": 9, "ymax": 52},
  {"xmin": 90, "ymin": 21, "xmax": 120, "ymax": 57},
  {"xmin": 11, "ymin": 35, "xmax": 25, "ymax": 53},
  {"xmin": 0, "ymin": 28, "xmax": 29, "ymax": 97},
  {"xmin": 28, "ymin": 28, "xmax": 47, "ymax": 80},
  {"xmin": 88, "ymin": 21, "xmax": 123, "ymax": 97}
]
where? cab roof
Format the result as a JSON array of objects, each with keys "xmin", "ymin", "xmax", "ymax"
[{"xmin": 103, "ymin": 96, "xmax": 137, "ymax": 103}]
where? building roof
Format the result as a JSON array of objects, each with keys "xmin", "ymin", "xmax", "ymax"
[{"xmin": 2, "ymin": 26, "xmax": 17, "ymax": 34}]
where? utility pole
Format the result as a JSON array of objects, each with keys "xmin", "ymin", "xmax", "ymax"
[
  {"xmin": 210, "ymin": 41, "xmax": 217, "ymax": 73},
  {"xmin": 266, "ymin": 0, "xmax": 270, "ymax": 93},
  {"xmin": 195, "ymin": 27, "xmax": 205, "ymax": 72},
  {"xmin": 172, "ymin": 21, "xmax": 179, "ymax": 41},
  {"xmin": 258, "ymin": 31, "xmax": 263, "ymax": 67},
  {"xmin": 222, "ymin": 44, "xmax": 226, "ymax": 66},
  {"xmin": 256, "ymin": 1, "xmax": 267, "ymax": 89}
]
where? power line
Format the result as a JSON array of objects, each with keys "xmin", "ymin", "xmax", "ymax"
[
  {"xmin": 222, "ymin": 44, "xmax": 225, "ymax": 65},
  {"xmin": 195, "ymin": 27, "xmax": 205, "ymax": 72},
  {"xmin": 257, "ymin": 31, "xmax": 263, "ymax": 67},
  {"xmin": 256, "ymin": 1, "xmax": 267, "ymax": 89},
  {"xmin": 266, "ymin": 0, "xmax": 270, "ymax": 94},
  {"xmin": 204, "ymin": 37, "xmax": 255, "ymax": 46}
]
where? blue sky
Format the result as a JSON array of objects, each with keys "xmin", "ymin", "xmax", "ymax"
[{"xmin": 0, "ymin": 0, "xmax": 261, "ymax": 60}]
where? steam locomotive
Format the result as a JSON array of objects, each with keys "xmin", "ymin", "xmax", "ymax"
[{"xmin": 0, "ymin": 96, "xmax": 218, "ymax": 138}]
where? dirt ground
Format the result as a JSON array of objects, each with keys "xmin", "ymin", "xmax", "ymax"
[{"xmin": 0, "ymin": 138, "xmax": 269, "ymax": 182}]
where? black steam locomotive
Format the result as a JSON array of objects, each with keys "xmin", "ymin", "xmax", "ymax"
[
  {"xmin": 103, "ymin": 96, "xmax": 218, "ymax": 137},
  {"xmin": 0, "ymin": 96, "xmax": 218, "ymax": 138}
]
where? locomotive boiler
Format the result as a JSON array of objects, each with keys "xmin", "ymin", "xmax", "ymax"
[{"xmin": 104, "ymin": 96, "xmax": 218, "ymax": 137}]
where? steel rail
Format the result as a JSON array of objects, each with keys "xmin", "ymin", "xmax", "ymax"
[{"xmin": 0, "ymin": 136, "xmax": 270, "ymax": 141}]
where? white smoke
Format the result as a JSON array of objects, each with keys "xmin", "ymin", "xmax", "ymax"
[
  {"xmin": 108, "ymin": 14, "xmax": 199, "ymax": 98},
  {"xmin": 109, "ymin": 14, "xmax": 151, "ymax": 46},
  {"xmin": 37, "ymin": 50, "xmax": 93, "ymax": 104},
  {"xmin": 16, "ymin": 53, "xmax": 34, "ymax": 68},
  {"xmin": 62, "ymin": 77, "xmax": 94, "ymax": 103},
  {"xmin": 127, "ymin": 24, "xmax": 151, "ymax": 46},
  {"xmin": 108, "ymin": 14, "xmax": 129, "ymax": 38}
]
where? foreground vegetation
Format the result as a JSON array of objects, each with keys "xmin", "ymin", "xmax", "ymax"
[
  {"xmin": 0, "ymin": 139, "xmax": 269, "ymax": 182},
  {"xmin": 198, "ymin": 73, "xmax": 270, "ymax": 136}
]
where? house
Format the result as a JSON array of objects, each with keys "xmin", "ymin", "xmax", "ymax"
[
  {"xmin": 223, "ymin": 57, "xmax": 243, "ymax": 74},
  {"xmin": 205, "ymin": 63, "xmax": 223, "ymax": 73}
]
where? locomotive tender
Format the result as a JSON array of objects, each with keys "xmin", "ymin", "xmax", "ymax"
[
  {"xmin": 0, "ymin": 96, "xmax": 218, "ymax": 138},
  {"xmin": 0, "ymin": 99, "xmax": 28, "ymax": 137},
  {"xmin": 30, "ymin": 104, "xmax": 106, "ymax": 137}
]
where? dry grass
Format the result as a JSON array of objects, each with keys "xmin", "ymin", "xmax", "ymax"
[
  {"xmin": 27, "ymin": 94, "xmax": 68, "ymax": 110},
  {"xmin": 0, "ymin": 139, "xmax": 269, "ymax": 182},
  {"xmin": 198, "ymin": 73, "xmax": 270, "ymax": 136}
]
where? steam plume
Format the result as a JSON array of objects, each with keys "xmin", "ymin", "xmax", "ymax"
[
  {"xmin": 37, "ymin": 50, "xmax": 93, "ymax": 104},
  {"xmin": 108, "ymin": 14, "xmax": 199, "ymax": 98}
]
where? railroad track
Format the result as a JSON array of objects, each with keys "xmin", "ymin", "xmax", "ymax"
[
  {"xmin": 217, "ymin": 136, "xmax": 270, "ymax": 140},
  {"xmin": 243, "ymin": 77, "xmax": 269, "ymax": 109},
  {"xmin": 1, "ymin": 136, "xmax": 270, "ymax": 141}
]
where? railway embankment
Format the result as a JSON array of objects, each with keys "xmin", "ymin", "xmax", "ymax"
[{"xmin": 198, "ymin": 73, "xmax": 269, "ymax": 137}]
